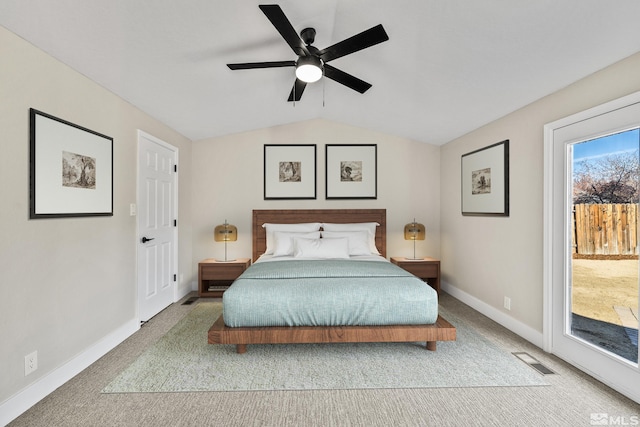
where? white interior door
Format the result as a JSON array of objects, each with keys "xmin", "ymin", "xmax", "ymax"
[
  {"xmin": 544, "ymin": 93, "xmax": 640, "ymax": 404},
  {"xmin": 137, "ymin": 131, "xmax": 178, "ymax": 321}
]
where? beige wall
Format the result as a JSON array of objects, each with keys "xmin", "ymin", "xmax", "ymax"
[
  {"xmin": 0, "ymin": 26, "xmax": 192, "ymax": 406},
  {"xmin": 191, "ymin": 119, "xmax": 441, "ymax": 267},
  {"xmin": 440, "ymin": 52, "xmax": 640, "ymax": 334}
]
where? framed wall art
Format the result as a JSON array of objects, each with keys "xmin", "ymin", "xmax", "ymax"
[
  {"xmin": 461, "ymin": 139, "xmax": 509, "ymax": 216},
  {"xmin": 325, "ymin": 144, "xmax": 377, "ymax": 199},
  {"xmin": 264, "ymin": 144, "xmax": 317, "ymax": 200},
  {"xmin": 29, "ymin": 108, "xmax": 113, "ymax": 219}
]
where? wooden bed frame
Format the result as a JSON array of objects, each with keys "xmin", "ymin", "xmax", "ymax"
[{"xmin": 208, "ymin": 209, "xmax": 456, "ymax": 353}]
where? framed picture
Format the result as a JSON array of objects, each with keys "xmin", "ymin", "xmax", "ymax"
[
  {"xmin": 264, "ymin": 144, "xmax": 316, "ymax": 200},
  {"xmin": 461, "ymin": 140, "xmax": 509, "ymax": 216},
  {"xmin": 325, "ymin": 144, "xmax": 377, "ymax": 199},
  {"xmin": 29, "ymin": 109, "xmax": 113, "ymax": 219}
]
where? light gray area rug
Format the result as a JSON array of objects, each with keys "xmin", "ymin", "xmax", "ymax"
[{"xmin": 102, "ymin": 302, "xmax": 548, "ymax": 393}]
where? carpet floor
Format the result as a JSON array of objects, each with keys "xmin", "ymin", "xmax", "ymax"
[
  {"xmin": 102, "ymin": 302, "xmax": 548, "ymax": 393},
  {"xmin": 9, "ymin": 293, "xmax": 640, "ymax": 427}
]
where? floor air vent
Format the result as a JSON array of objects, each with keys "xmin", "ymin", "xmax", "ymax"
[
  {"xmin": 513, "ymin": 352, "xmax": 556, "ymax": 375},
  {"xmin": 181, "ymin": 297, "xmax": 198, "ymax": 305}
]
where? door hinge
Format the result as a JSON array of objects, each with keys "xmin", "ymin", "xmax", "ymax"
[
  {"xmin": 174, "ymin": 164, "xmax": 177, "ymax": 173},
  {"xmin": 173, "ymin": 274, "xmax": 177, "ymax": 282},
  {"xmin": 174, "ymin": 219, "xmax": 177, "ymax": 227}
]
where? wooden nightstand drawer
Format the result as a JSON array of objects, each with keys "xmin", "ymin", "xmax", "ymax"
[
  {"xmin": 390, "ymin": 257, "xmax": 441, "ymax": 295},
  {"xmin": 401, "ymin": 262, "xmax": 438, "ymax": 278},
  {"xmin": 201, "ymin": 264, "xmax": 245, "ymax": 280}
]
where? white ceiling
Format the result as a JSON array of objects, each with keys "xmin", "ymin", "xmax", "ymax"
[{"xmin": 2, "ymin": 1, "xmax": 640, "ymax": 145}]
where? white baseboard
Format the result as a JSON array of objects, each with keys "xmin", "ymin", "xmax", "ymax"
[
  {"xmin": 175, "ymin": 283, "xmax": 192, "ymax": 302},
  {"xmin": 0, "ymin": 318, "xmax": 139, "ymax": 426},
  {"xmin": 442, "ymin": 280, "xmax": 544, "ymax": 348}
]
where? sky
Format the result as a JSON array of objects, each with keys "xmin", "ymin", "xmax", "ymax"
[{"xmin": 573, "ymin": 128, "xmax": 639, "ymax": 163}]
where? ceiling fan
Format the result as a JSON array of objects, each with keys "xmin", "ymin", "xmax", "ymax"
[{"xmin": 227, "ymin": 4, "xmax": 389, "ymax": 102}]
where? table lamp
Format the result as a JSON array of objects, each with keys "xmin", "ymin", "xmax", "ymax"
[
  {"xmin": 214, "ymin": 220, "xmax": 237, "ymax": 262},
  {"xmin": 404, "ymin": 218, "xmax": 425, "ymax": 260}
]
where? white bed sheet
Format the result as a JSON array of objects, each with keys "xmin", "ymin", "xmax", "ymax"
[{"xmin": 255, "ymin": 253, "xmax": 389, "ymax": 263}]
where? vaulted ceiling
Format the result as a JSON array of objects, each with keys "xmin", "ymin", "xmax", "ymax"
[{"xmin": 2, "ymin": 1, "xmax": 640, "ymax": 145}]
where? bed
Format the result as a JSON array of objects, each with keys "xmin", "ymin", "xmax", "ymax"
[{"xmin": 208, "ymin": 209, "xmax": 456, "ymax": 353}]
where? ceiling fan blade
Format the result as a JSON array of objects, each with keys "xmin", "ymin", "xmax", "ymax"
[
  {"xmin": 259, "ymin": 4, "xmax": 309, "ymax": 57},
  {"xmin": 323, "ymin": 64, "xmax": 372, "ymax": 94},
  {"xmin": 287, "ymin": 79, "xmax": 307, "ymax": 102},
  {"xmin": 318, "ymin": 24, "xmax": 389, "ymax": 63},
  {"xmin": 227, "ymin": 60, "xmax": 295, "ymax": 70}
]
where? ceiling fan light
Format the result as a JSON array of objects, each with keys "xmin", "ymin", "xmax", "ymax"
[{"xmin": 295, "ymin": 56, "xmax": 323, "ymax": 83}]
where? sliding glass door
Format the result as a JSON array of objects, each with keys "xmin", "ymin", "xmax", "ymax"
[
  {"xmin": 545, "ymin": 93, "xmax": 640, "ymax": 403},
  {"xmin": 570, "ymin": 131, "xmax": 639, "ymax": 364}
]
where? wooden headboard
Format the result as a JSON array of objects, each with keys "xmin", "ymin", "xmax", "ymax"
[{"xmin": 252, "ymin": 209, "xmax": 386, "ymax": 262}]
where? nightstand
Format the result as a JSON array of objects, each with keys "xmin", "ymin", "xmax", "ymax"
[
  {"xmin": 390, "ymin": 257, "xmax": 440, "ymax": 295},
  {"xmin": 198, "ymin": 258, "xmax": 251, "ymax": 297}
]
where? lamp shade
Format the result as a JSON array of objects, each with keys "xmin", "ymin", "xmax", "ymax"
[
  {"xmin": 214, "ymin": 221, "xmax": 237, "ymax": 242},
  {"xmin": 295, "ymin": 55, "xmax": 323, "ymax": 83},
  {"xmin": 404, "ymin": 220, "xmax": 425, "ymax": 241}
]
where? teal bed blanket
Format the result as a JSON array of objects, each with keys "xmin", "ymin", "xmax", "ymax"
[{"xmin": 222, "ymin": 259, "xmax": 438, "ymax": 327}]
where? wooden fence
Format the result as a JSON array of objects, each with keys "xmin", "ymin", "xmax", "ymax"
[{"xmin": 572, "ymin": 204, "xmax": 638, "ymax": 256}]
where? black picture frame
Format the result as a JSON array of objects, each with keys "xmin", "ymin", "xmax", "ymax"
[
  {"xmin": 29, "ymin": 108, "xmax": 114, "ymax": 219},
  {"xmin": 461, "ymin": 140, "xmax": 509, "ymax": 216},
  {"xmin": 325, "ymin": 144, "xmax": 377, "ymax": 199},
  {"xmin": 263, "ymin": 144, "xmax": 317, "ymax": 200}
]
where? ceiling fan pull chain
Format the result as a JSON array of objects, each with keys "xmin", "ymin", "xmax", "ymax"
[{"xmin": 323, "ymin": 74, "xmax": 325, "ymax": 107}]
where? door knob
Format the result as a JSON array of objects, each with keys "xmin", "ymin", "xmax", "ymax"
[{"xmin": 141, "ymin": 237, "xmax": 155, "ymax": 243}]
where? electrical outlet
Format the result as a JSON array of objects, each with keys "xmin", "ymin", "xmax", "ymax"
[
  {"xmin": 24, "ymin": 351, "xmax": 37, "ymax": 376},
  {"xmin": 504, "ymin": 296, "xmax": 511, "ymax": 311}
]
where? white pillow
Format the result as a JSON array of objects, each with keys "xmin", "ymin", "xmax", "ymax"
[
  {"xmin": 272, "ymin": 231, "xmax": 321, "ymax": 257},
  {"xmin": 262, "ymin": 222, "xmax": 322, "ymax": 254},
  {"xmin": 321, "ymin": 230, "xmax": 372, "ymax": 256},
  {"xmin": 321, "ymin": 222, "xmax": 380, "ymax": 254},
  {"xmin": 293, "ymin": 237, "xmax": 350, "ymax": 259}
]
